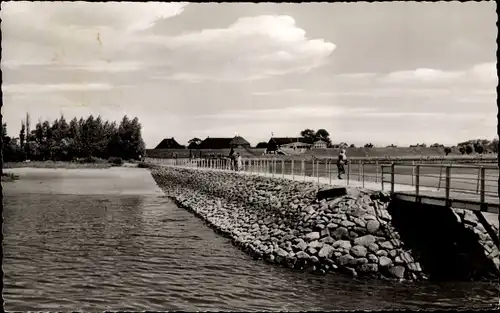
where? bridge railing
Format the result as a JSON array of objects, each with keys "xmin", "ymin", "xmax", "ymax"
[
  {"xmin": 145, "ymin": 157, "xmax": 499, "ymax": 200},
  {"xmin": 380, "ymin": 163, "xmax": 499, "ymax": 204}
]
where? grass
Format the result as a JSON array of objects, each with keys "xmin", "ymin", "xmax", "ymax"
[
  {"xmin": 3, "ymin": 161, "xmax": 113, "ymax": 169},
  {"xmin": 1, "ymin": 172, "xmax": 20, "ymax": 182}
]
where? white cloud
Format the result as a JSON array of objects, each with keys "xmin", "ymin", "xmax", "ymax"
[
  {"xmin": 3, "ymin": 83, "xmax": 113, "ymax": 94},
  {"xmin": 138, "ymin": 15, "xmax": 336, "ymax": 81}
]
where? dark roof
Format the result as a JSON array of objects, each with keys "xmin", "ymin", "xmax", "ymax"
[
  {"xmin": 154, "ymin": 137, "xmax": 185, "ymax": 149},
  {"xmin": 269, "ymin": 137, "xmax": 313, "ymax": 145},
  {"xmin": 199, "ymin": 137, "xmax": 233, "ymax": 149},
  {"xmin": 199, "ymin": 136, "xmax": 251, "ymax": 149},
  {"xmin": 231, "ymin": 136, "xmax": 250, "ymax": 146},
  {"xmin": 187, "ymin": 142, "xmax": 200, "ymax": 149}
]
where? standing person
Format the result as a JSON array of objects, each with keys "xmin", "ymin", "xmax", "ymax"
[
  {"xmin": 229, "ymin": 147, "xmax": 235, "ymax": 171},
  {"xmin": 337, "ymin": 149, "xmax": 348, "ymax": 179},
  {"xmin": 236, "ymin": 153, "xmax": 243, "ymax": 172}
]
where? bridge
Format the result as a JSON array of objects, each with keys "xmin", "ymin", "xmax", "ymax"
[{"xmin": 146, "ymin": 157, "xmax": 498, "ymax": 213}]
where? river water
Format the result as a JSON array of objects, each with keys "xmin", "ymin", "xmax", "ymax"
[{"xmin": 2, "ymin": 168, "xmax": 499, "ymax": 311}]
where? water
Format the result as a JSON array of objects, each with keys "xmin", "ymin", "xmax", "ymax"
[{"xmin": 3, "ymin": 193, "xmax": 499, "ymax": 311}]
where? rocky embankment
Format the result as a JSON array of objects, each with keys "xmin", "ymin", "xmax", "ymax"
[{"xmin": 151, "ymin": 166, "xmax": 499, "ymax": 281}]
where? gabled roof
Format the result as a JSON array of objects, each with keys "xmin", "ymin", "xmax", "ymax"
[
  {"xmin": 231, "ymin": 136, "xmax": 250, "ymax": 146},
  {"xmin": 199, "ymin": 137, "xmax": 233, "ymax": 149},
  {"xmin": 269, "ymin": 137, "xmax": 313, "ymax": 145},
  {"xmin": 154, "ymin": 137, "xmax": 185, "ymax": 149},
  {"xmin": 314, "ymin": 140, "xmax": 327, "ymax": 144}
]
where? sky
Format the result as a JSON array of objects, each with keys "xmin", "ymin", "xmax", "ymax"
[{"xmin": 1, "ymin": 1, "xmax": 497, "ymax": 148}]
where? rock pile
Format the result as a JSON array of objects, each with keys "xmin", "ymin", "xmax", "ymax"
[{"xmin": 150, "ymin": 166, "xmax": 498, "ymax": 281}]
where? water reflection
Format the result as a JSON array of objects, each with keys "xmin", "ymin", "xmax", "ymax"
[{"xmin": 3, "ymin": 194, "xmax": 498, "ymax": 311}]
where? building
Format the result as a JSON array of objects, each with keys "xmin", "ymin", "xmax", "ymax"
[
  {"xmin": 154, "ymin": 137, "xmax": 185, "ymax": 149},
  {"xmin": 198, "ymin": 136, "xmax": 251, "ymax": 149},
  {"xmin": 266, "ymin": 137, "xmax": 313, "ymax": 153},
  {"xmin": 313, "ymin": 140, "xmax": 328, "ymax": 149}
]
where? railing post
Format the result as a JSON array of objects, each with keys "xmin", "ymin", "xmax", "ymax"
[
  {"xmin": 445, "ymin": 166, "xmax": 451, "ymax": 205},
  {"xmin": 476, "ymin": 167, "xmax": 481, "ymax": 193},
  {"xmin": 381, "ymin": 165, "xmax": 385, "ymax": 190},
  {"xmin": 416, "ymin": 164, "xmax": 420, "ymax": 197},
  {"xmin": 281, "ymin": 159, "xmax": 284, "ymax": 178},
  {"xmin": 317, "ymin": 160, "xmax": 320, "ymax": 184},
  {"xmin": 362, "ymin": 161, "xmax": 365, "ymax": 188},
  {"xmin": 480, "ymin": 167, "xmax": 485, "ymax": 209},
  {"xmin": 329, "ymin": 160, "xmax": 332, "ymax": 184},
  {"xmin": 358, "ymin": 160, "xmax": 361, "ymax": 181},
  {"xmin": 292, "ymin": 159, "xmax": 295, "ymax": 180},
  {"xmin": 390, "ymin": 163, "xmax": 395, "ymax": 193},
  {"xmin": 411, "ymin": 161, "xmax": 415, "ymax": 186},
  {"xmin": 302, "ymin": 160, "xmax": 305, "ymax": 181},
  {"xmin": 347, "ymin": 161, "xmax": 350, "ymax": 185},
  {"xmin": 375, "ymin": 160, "xmax": 379, "ymax": 183}
]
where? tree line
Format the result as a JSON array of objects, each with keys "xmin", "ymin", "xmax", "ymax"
[{"xmin": 2, "ymin": 113, "xmax": 145, "ymax": 162}]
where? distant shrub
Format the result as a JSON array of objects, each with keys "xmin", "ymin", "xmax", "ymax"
[
  {"xmin": 444, "ymin": 147, "xmax": 452, "ymax": 155},
  {"xmin": 137, "ymin": 162, "xmax": 150, "ymax": 168},
  {"xmin": 108, "ymin": 157, "xmax": 123, "ymax": 166},
  {"xmin": 465, "ymin": 145, "xmax": 474, "ymax": 155}
]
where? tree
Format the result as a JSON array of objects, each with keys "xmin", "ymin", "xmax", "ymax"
[
  {"xmin": 364, "ymin": 143, "xmax": 374, "ymax": 148},
  {"xmin": 474, "ymin": 143, "xmax": 484, "ymax": 154},
  {"xmin": 444, "ymin": 147, "xmax": 452, "ymax": 155},
  {"xmin": 315, "ymin": 128, "xmax": 331, "ymax": 145},
  {"xmin": 256, "ymin": 142, "xmax": 268, "ymax": 148},
  {"xmin": 349, "ymin": 144, "xmax": 356, "ymax": 148},
  {"xmin": 300, "ymin": 129, "xmax": 316, "ymax": 143},
  {"xmin": 465, "ymin": 144, "xmax": 473, "ymax": 155},
  {"xmin": 459, "ymin": 146, "xmax": 466, "ymax": 155}
]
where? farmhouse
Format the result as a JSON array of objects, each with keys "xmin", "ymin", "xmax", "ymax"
[
  {"xmin": 154, "ymin": 137, "xmax": 185, "ymax": 149},
  {"xmin": 313, "ymin": 140, "xmax": 328, "ymax": 149},
  {"xmin": 198, "ymin": 136, "xmax": 251, "ymax": 149},
  {"xmin": 266, "ymin": 137, "xmax": 313, "ymax": 153}
]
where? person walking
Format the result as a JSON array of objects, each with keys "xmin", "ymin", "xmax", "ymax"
[
  {"xmin": 236, "ymin": 153, "xmax": 243, "ymax": 172},
  {"xmin": 337, "ymin": 149, "xmax": 348, "ymax": 179}
]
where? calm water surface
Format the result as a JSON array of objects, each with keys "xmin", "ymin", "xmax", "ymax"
[{"xmin": 3, "ymin": 193, "xmax": 499, "ymax": 311}]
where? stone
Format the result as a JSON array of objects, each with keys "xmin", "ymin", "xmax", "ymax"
[
  {"xmin": 349, "ymin": 231, "xmax": 359, "ymax": 239},
  {"xmin": 394, "ymin": 256, "xmax": 403, "ymax": 264},
  {"xmin": 295, "ymin": 241, "xmax": 308, "ymax": 251},
  {"xmin": 351, "ymin": 257, "xmax": 368, "ymax": 266},
  {"xmin": 332, "ymin": 227, "xmax": 350, "ymax": 240},
  {"xmin": 407, "ymin": 262, "xmax": 422, "ymax": 272},
  {"xmin": 376, "ymin": 250, "xmax": 388, "ymax": 257},
  {"xmin": 379, "ymin": 256, "xmax": 392, "ymax": 267},
  {"xmin": 362, "ymin": 214, "xmax": 377, "ymax": 221},
  {"xmin": 317, "ymin": 187, "xmax": 347, "ymax": 201},
  {"xmin": 276, "ymin": 248, "xmax": 289, "ymax": 258},
  {"xmin": 368, "ymin": 243, "xmax": 379, "ymax": 253},
  {"xmin": 366, "ymin": 220, "xmax": 381, "ymax": 234},
  {"xmin": 326, "ymin": 223, "xmax": 337, "ymax": 229},
  {"xmin": 367, "ymin": 254, "xmax": 378, "ymax": 264},
  {"xmin": 389, "ymin": 250, "xmax": 398, "ymax": 258},
  {"xmin": 350, "ymin": 245, "xmax": 368, "ymax": 258},
  {"xmin": 340, "ymin": 220, "xmax": 355, "ymax": 228},
  {"xmin": 389, "ymin": 266, "xmax": 406, "ymax": 279},
  {"xmin": 379, "ymin": 241, "xmax": 394, "ymax": 250},
  {"xmin": 296, "ymin": 251, "xmax": 310, "ymax": 259},
  {"xmin": 305, "ymin": 232, "xmax": 321, "ymax": 242},
  {"xmin": 320, "ymin": 236, "xmax": 335, "ymax": 244},
  {"xmin": 318, "ymin": 245, "xmax": 335, "ymax": 258},
  {"xmin": 333, "ymin": 240, "xmax": 352, "ymax": 250},
  {"xmin": 320, "ymin": 228, "xmax": 330, "ymax": 238},
  {"xmin": 354, "ymin": 234, "xmax": 377, "ymax": 247},
  {"xmin": 359, "ymin": 263, "xmax": 378, "ymax": 273},
  {"xmin": 400, "ymin": 252, "xmax": 414, "ymax": 264},
  {"xmin": 307, "ymin": 247, "xmax": 318, "ymax": 255},
  {"xmin": 338, "ymin": 254, "xmax": 354, "ymax": 266},
  {"xmin": 309, "ymin": 240, "xmax": 321, "ymax": 249}
]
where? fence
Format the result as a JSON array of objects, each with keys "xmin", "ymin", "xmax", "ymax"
[{"xmin": 146, "ymin": 157, "xmax": 498, "ymax": 201}]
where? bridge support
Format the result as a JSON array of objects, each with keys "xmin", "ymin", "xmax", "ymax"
[{"xmin": 473, "ymin": 211, "xmax": 500, "ymax": 249}]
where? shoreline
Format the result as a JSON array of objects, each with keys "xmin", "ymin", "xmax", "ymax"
[{"xmin": 151, "ymin": 166, "xmax": 499, "ymax": 282}]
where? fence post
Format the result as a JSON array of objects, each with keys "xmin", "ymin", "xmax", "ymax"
[
  {"xmin": 480, "ymin": 167, "xmax": 485, "ymax": 209},
  {"xmin": 347, "ymin": 161, "xmax": 350, "ymax": 185},
  {"xmin": 416, "ymin": 164, "xmax": 420, "ymax": 197},
  {"xmin": 329, "ymin": 160, "xmax": 332, "ymax": 184},
  {"xmin": 302, "ymin": 160, "xmax": 305, "ymax": 181},
  {"xmin": 411, "ymin": 161, "xmax": 415, "ymax": 186},
  {"xmin": 445, "ymin": 166, "xmax": 451, "ymax": 205},
  {"xmin": 281, "ymin": 160, "xmax": 285, "ymax": 178},
  {"xmin": 362, "ymin": 161, "xmax": 365, "ymax": 188},
  {"xmin": 358, "ymin": 160, "xmax": 361, "ymax": 181},
  {"xmin": 381, "ymin": 165, "xmax": 385, "ymax": 190},
  {"xmin": 375, "ymin": 160, "xmax": 379, "ymax": 182},
  {"xmin": 292, "ymin": 159, "xmax": 295, "ymax": 180},
  {"xmin": 390, "ymin": 163, "xmax": 395, "ymax": 193},
  {"xmin": 476, "ymin": 167, "xmax": 481, "ymax": 193},
  {"xmin": 317, "ymin": 160, "xmax": 320, "ymax": 184}
]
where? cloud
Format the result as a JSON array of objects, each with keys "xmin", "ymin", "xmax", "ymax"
[
  {"xmin": 139, "ymin": 15, "xmax": 336, "ymax": 81},
  {"xmin": 3, "ymin": 83, "xmax": 113, "ymax": 94}
]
